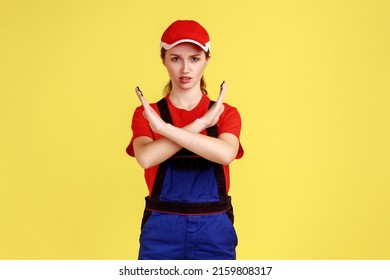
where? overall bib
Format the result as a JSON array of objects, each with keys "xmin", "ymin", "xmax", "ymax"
[{"xmin": 138, "ymin": 98, "xmax": 238, "ymax": 260}]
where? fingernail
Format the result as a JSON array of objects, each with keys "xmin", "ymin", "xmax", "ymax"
[
  {"xmin": 136, "ymin": 86, "xmax": 143, "ymax": 96},
  {"xmin": 220, "ymin": 80, "xmax": 225, "ymax": 88}
]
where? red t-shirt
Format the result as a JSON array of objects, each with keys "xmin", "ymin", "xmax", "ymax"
[{"xmin": 126, "ymin": 93, "xmax": 243, "ymax": 195}]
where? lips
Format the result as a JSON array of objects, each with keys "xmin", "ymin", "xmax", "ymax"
[{"xmin": 179, "ymin": 76, "xmax": 192, "ymax": 83}]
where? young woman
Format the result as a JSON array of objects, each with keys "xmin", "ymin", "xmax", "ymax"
[{"xmin": 126, "ymin": 20, "xmax": 244, "ymax": 260}]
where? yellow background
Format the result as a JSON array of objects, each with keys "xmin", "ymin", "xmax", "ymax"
[{"xmin": 1, "ymin": 0, "xmax": 389, "ymax": 259}]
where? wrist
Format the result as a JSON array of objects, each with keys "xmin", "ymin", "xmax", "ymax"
[
  {"xmin": 194, "ymin": 118, "xmax": 208, "ymax": 132},
  {"xmin": 151, "ymin": 120, "xmax": 168, "ymax": 136},
  {"xmin": 158, "ymin": 121, "xmax": 174, "ymax": 136}
]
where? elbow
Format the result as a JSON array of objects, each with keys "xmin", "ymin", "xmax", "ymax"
[
  {"xmin": 215, "ymin": 135, "xmax": 240, "ymax": 166},
  {"xmin": 220, "ymin": 158, "xmax": 234, "ymax": 166},
  {"xmin": 218, "ymin": 151, "xmax": 236, "ymax": 166},
  {"xmin": 135, "ymin": 155, "xmax": 155, "ymax": 170},
  {"xmin": 218, "ymin": 144, "xmax": 240, "ymax": 165},
  {"xmin": 136, "ymin": 159, "xmax": 148, "ymax": 170}
]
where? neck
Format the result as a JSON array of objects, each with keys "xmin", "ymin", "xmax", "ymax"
[{"xmin": 169, "ymin": 85, "xmax": 203, "ymax": 110}]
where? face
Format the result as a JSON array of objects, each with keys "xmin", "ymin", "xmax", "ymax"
[{"xmin": 163, "ymin": 43, "xmax": 209, "ymax": 92}]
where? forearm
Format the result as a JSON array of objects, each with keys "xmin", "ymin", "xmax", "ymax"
[
  {"xmin": 158, "ymin": 122, "xmax": 239, "ymax": 166},
  {"xmin": 134, "ymin": 118, "xmax": 208, "ymax": 169}
]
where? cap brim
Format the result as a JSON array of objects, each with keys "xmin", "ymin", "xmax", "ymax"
[{"xmin": 160, "ymin": 39, "xmax": 210, "ymax": 52}]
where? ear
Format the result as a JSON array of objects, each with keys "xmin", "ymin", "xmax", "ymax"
[{"xmin": 205, "ymin": 56, "xmax": 211, "ymax": 66}]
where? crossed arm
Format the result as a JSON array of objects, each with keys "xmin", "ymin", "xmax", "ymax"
[{"xmin": 133, "ymin": 83, "xmax": 240, "ymax": 169}]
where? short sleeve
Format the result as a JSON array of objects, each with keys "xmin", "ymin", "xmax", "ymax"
[
  {"xmin": 126, "ymin": 105, "xmax": 154, "ymax": 157},
  {"xmin": 218, "ymin": 104, "xmax": 244, "ymax": 159}
]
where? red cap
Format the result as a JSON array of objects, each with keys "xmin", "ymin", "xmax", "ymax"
[{"xmin": 160, "ymin": 20, "xmax": 210, "ymax": 52}]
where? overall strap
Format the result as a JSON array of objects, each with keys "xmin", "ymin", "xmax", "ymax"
[
  {"xmin": 206, "ymin": 100, "xmax": 218, "ymax": 137},
  {"xmin": 149, "ymin": 98, "xmax": 171, "ymax": 198},
  {"xmin": 157, "ymin": 98, "xmax": 173, "ymax": 124}
]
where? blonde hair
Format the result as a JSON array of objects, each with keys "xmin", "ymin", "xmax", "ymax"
[{"xmin": 160, "ymin": 48, "xmax": 210, "ymax": 96}]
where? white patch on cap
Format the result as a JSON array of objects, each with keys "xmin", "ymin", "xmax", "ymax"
[{"xmin": 160, "ymin": 40, "xmax": 210, "ymax": 52}]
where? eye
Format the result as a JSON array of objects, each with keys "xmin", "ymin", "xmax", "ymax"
[
  {"xmin": 171, "ymin": 56, "xmax": 180, "ymax": 62},
  {"xmin": 191, "ymin": 57, "xmax": 200, "ymax": 62}
]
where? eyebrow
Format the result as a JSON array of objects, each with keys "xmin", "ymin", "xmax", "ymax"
[{"xmin": 169, "ymin": 53, "xmax": 203, "ymax": 57}]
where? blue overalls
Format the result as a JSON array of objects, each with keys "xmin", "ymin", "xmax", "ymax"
[{"xmin": 138, "ymin": 98, "xmax": 238, "ymax": 260}]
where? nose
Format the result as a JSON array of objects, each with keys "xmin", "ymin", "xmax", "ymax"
[{"xmin": 181, "ymin": 60, "xmax": 189, "ymax": 74}]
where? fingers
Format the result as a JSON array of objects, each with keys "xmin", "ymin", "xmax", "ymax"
[
  {"xmin": 135, "ymin": 86, "xmax": 143, "ymax": 100},
  {"xmin": 135, "ymin": 86, "xmax": 142, "ymax": 101},
  {"xmin": 135, "ymin": 86, "xmax": 150, "ymax": 108},
  {"xmin": 136, "ymin": 86, "xmax": 143, "ymax": 96},
  {"xmin": 220, "ymin": 80, "xmax": 226, "ymax": 93},
  {"xmin": 216, "ymin": 80, "xmax": 227, "ymax": 106}
]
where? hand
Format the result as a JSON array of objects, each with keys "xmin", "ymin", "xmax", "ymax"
[
  {"xmin": 135, "ymin": 86, "xmax": 167, "ymax": 134},
  {"xmin": 198, "ymin": 81, "xmax": 227, "ymax": 129}
]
